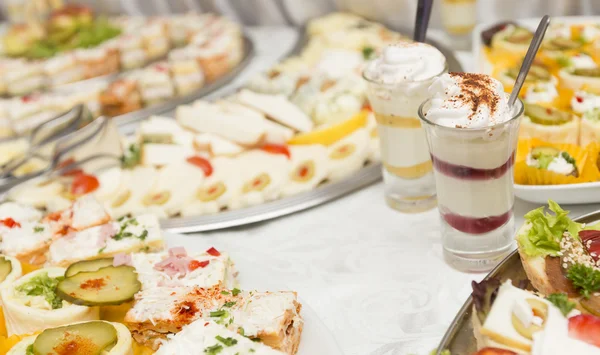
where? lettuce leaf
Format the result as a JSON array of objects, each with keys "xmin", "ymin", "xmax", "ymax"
[
  {"xmin": 517, "ymin": 200, "xmax": 582, "ymax": 257},
  {"xmin": 584, "ymin": 221, "xmax": 600, "ymax": 231}
]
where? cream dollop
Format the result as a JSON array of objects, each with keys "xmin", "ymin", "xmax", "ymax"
[
  {"xmin": 364, "ymin": 41, "xmax": 446, "ymax": 83},
  {"xmin": 425, "ymin": 73, "xmax": 514, "ymax": 128}
]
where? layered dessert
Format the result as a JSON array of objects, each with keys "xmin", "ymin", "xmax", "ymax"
[
  {"xmin": 363, "ymin": 41, "xmax": 446, "ymax": 212},
  {"xmin": 420, "ymin": 72, "xmax": 522, "ymax": 270},
  {"xmin": 440, "ymin": 0, "xmax": 478, "ymax": 36}
]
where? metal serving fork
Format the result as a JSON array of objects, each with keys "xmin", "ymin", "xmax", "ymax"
[
  {"xmin": 0, "ymin": 116, "xmax": 123, "ymax": 195},
  {"xmin": 0, "ymin": 104, "xmax": 93, "ymax": 177}
]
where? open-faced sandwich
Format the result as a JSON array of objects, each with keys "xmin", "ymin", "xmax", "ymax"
[{"xmin": 0, "ymin": 195, "xmax": 305, "ymax": 354}]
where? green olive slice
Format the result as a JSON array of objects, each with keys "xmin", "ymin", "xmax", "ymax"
[
  {"xmin": 33, "ymin": 321, "xmax": 118, "ymax": 355},
  {"xmin": 56, "ymin": 265, "xmax": 141, "ymax": 306}
]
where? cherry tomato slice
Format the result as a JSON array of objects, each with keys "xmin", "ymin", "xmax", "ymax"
[
  {"xmin": 0, "ymin": 218, "xmax": 20, "ymax": 229},
  {"xmin": 206, "ymin": 247, "xmax": 221, "ymax": 257},
  {"xmin": 71, "ymin": 173, "xmax": 100, "ymax": 196},
  {"xmin": 186, "ymin": 156, "xmax": 214, "ymax": 177},
  {"xmin": 261, "ymin": 144, "xmax": 291, "ymax": 159},
  {"xmin": 189, "ymin": 260, "xmax": 210, "ymax": 271},
  {"xmin": 57, "ymin": 158, "xmax": 84, "ymax": 177}
]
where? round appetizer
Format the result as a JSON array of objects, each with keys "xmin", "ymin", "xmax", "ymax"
[{"xmin": 519, "ymin": 104, "xmax": 579, "ymax": 145}]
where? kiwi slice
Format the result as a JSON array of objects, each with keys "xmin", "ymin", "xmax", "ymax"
[
  {"xmin": 56, "ymin": 265, "xmax": 141, "ymax": 306},
  {"xmin": 530, "ymin": 146, "xmax": 560, "ymax": 159},
  {"xmin": 65, "ymin": 258, "xmax": 114, "ymax": 278},
  {"xmin": 572, "ymin": 67, "xmax": 600, "ymax": 77},
  {"xmin": 505, "ymin": 27, "xmax": 533, "ymax": 44},
  {"xmin": 0, "ymin": 257, "xmax": 12, "ymax": 283},
  {"xmin": 525, "ymin": 104, "xmax": 572, "ymax": 125},
  {"xmin": 33, "ymin": 321, "xmax": 118, "ymax": 355},
  {"xmin": 545, "ymin": 38, "xmax": 582, "ymax": 51}
]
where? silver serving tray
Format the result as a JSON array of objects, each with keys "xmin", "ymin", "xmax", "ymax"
[{"xmin": 435, "ymin": 209, "xmax": 600, "ymax": 355}]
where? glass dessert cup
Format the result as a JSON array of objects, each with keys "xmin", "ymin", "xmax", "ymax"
[
  {"xmin": 418, "ymin": 98, "xmax": 524, "ymax": 272},
  {"xmin": 363, "ymin": 64, "xmax": 448, "ymax": 213}
]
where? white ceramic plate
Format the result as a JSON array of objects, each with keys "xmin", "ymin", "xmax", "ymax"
[
  {"xmin": 164, "ymin": 232, "xmax": 344, "ymax": 355},
  {"xmin": 473, "ymin": 16, "xmax": 600, "ymax": 205}
]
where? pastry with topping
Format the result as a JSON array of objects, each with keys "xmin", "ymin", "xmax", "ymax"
[
  {"xmin": 519, "ymin": 103, "xmax": 580, "ymax": 145},
  {"xmin": 99, "ymin": 78, "xmax": 143, "ymax": 117},
  {"xmin": 525, "ymin": 146, "xmax": 578, "ymax": 177},
  {"xmin": 581, "ymin": 108, "xmax": 600, "ymax": 147}
]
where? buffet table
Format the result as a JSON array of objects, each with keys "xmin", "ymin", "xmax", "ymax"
[{"xmin": 180, "ymin": 26, "xmax": 600, "ymax": 355}]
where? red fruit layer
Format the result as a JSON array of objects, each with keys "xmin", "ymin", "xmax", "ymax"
[
  {"xmin": 568, "ymin": 314, "xmax": 600, "ymax": 348},
  {"xmin": 440, "ymin": 207, "xmax": 512, "ymax": 235},
  {"xmin": 430, "ymin": 152, "xmax": 515, "ymax": 180}
]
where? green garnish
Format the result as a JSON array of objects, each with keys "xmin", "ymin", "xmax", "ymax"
[
  {"xmin": 221, "ymin": 291, "xmax": 230, "ymax": 295},
  {"xmin": 231, "ymin": 288, "xmax": 241, "ymax": 296},
  {"xmin": 428, "ymin": 350, "xmax": 451, "ymax": 355},
  {"xmin": 584, "ymin": 108, "xmax": 600, "ymax": 122},
  {"xmin": 561, "ymin": 152, "xmax": 576, "ymax": 165},
  {"xmin": 120, "ymin": 144, "xmax": 141, "ymax": 169},
  {"xmin": 16, "ymin": 272, "xmax": 64, "ymax": 309},
  {"xmin": 204, "ymin": 344, "xmax": 223, "ymax": 354},
  {"xmin": 26, "ymin": 344, "xmax": 34, "ymax": 355},
  {"xmin": 98, "ymin": 246, "xmax": 107, "ymax": 254},
  {"xmin": 34, "ymin": 226, "xmax": 44, "ymax": 233},
  {"xmin": 517, "ymin": 200, "xmax": 582, "ymax": 257},
  {"xmin": 210, "ymin": 310, "xmax": 227, "ymax": 317},
  {"xmin": 362, "ymin": 46, "xmax": 375, "ymax": 60},
  {"xmin": 112, "ymin": 218, "xmax": 147, "ymax": 241},
  {"xmin": 556, "ymin": 56, "xmax": 572, "ymax": 68},
  {"xmin": 567, "ymin": 263, "xmax": 600, "ymax": 298},
  {"xmin": 546, "ymin": 293, "xmax": 576, "ymax": 316},
  {"xmin": 238, "ymin": 327, "xmax": 245, "ymax": 336},
  {"xmin": 216, "ymin": 335, "xmax": 238, "ymax": 347},
  {"xmin": 223, "ymin": 301, "xmax": 236, "ymax": 308}
]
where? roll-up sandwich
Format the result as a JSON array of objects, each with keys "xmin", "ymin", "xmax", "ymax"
[
  {"xmin": 519, "ymin": 103, "xmax": 580, "ymax": 145},
  {"xmin": 0, "ymin": 267, "xmax": 99, "ymax": 336},
  {"xmin": 7, "ymin": 320, "xmax": 133, "ymax": 355}
]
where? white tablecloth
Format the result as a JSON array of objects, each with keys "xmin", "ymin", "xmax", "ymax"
[{"xmin": 185, "ymin": 27, "xmax": 600, "ymax": 355}]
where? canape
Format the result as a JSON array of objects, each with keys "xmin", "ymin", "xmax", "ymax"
[{"xmin": 519, "ymin": 103, "xmax": 580, "ymax": 145}]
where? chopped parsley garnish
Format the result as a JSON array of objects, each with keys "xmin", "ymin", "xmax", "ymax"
[
  {"xmin": 231, "ymin": 288, "xmax": 241, "ymax": 296},
  {"xmin": 566, "ymin": 263, "xmax": 600, "ymax": 298},
  {"xmin": 204, "ymin": 344, "xmax": 223, "ymax": 354},
  {"xmin": 26, "ymin": 344, "xmax": 34, "ymax": 355},
  {"xmin": 98, "ymin": 246, "xmax": 107, "ymax": 254},
  {"xmin": 221, "ymin": 291, "xmax": 230, "ymax": 295},
  {"xmin": 112, "ymin": 218, "xmax": 147, "ymax": 241},
  {"xmin": 210, "ymin": 310, "xmax": 227, "ymax": 318},
  {"xmin": 238, "ymin": 327, "xmax": 245, "ymax": 336},
  {"xmin": 223, "ymin": 301, "xmax": 236, "ymax": 308},
  {"xmin": 216, "ymin": 335, "xmax": 238, "ymax": 347},
  {"xmin": 546, "ymin": 293, "xmax": 576, "ymax": 316},
  {"xmin": 561, "ymin": 151, "xmax": 576, "ymax": 165},
  {"xmin": 362, "ymin": 46, "xmax": 375, "ymax": 60},
  {"xmin": 33, "ymin": 226, "xmax": 44, "ymax": 233},
  {"xmin": 16, "ymin": 272, "xmax": 64, "ymax": 309},
  {"xmin": 121, "ymin": 144, "xmax": 141, "ymax": 169}
]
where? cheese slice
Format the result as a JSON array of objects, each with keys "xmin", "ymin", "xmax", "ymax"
[{"xmin": 236, "ymin": 89, "xmax": 314, "ymax": 132}]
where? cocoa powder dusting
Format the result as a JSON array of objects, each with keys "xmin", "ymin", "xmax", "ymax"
[{"xmin": 448, "ymin": 73, "xmax": 499, "ymax": 120}]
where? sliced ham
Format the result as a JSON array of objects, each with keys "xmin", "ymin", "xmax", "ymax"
[
  {"xmin": 169, "ymin": 246, "xmax": 187, "ymax": 258},
  {"xmin": 113, "ymin": 253, "xmax": 132, "ymax": 266},
  {"xmin": 154, "ymin": 254, "xmax": 192, "ymax": 278}
]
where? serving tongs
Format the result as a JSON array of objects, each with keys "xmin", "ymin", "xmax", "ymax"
[
  {"xmin": 0, "ymin": 115, "xmax": 123, "ymax": 195},
  {"xmin": 0, "ymin": 104, "xmax": 93, "ymax": 178}
]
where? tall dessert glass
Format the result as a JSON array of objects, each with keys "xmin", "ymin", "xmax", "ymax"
[
  {"xmin": 363, "ymin": 43, "xmax": 447, "ymax": 213},
  {"xmin": 418, "ymin": 73, "xmax": 524, "ymax": 272}
]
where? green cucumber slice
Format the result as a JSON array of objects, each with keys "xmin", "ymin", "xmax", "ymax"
[
  {"xmin": 33, "ymin": 321, "xmax": 117, "ymax": 355},
  {"xmin": 56, "ymin": 266, "xmax": 140, "ymax": 306},
  {"xmin": 65, "ymin": 258, "xmax": 114, "ymax": 277}
]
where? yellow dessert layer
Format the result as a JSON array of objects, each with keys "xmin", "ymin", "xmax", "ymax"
[{"xmin": 383, "ymin": 160, "xmax": 432, "ymax": 179}]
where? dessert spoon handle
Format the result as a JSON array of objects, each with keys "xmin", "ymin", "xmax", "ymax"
[
  {"xmin": 508, "ymin": 15, "xmax": 551, "ymax": 107},
  {"xmin": 414, "ymin": 0, "xmax": 434, "ymax": 43}
]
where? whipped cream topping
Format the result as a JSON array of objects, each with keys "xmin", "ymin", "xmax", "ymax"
[
  {"xmin": 425, "ymin": 73, "xmax": 513, "ymax": 128},
  {"xmin": 572, "ymin": 90, "xmax": 600, "ymax": 113},
  {"xmin": 364, "ymin": 41, "xmax": 446, "ymax": 84},
  {"xmin": 525, "ymin": 82, "xmax": 558, "ymax": 104}
]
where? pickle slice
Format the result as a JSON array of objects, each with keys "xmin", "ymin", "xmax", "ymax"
[
  {"xmin": 0, "ymin": 256, "xmax": 12, "ymax": 283},
  {"xmin": 525, "ymin": 104, "xmax": 572, "ymax": 125},
  {"xmin": 531, "ymin": 146, "xmax": 560, "ymax": 159},
  {"xmin": 56, "ymin": 265, "xmax": 141, "ymax": 306},
  {"xmin": 33, "ymin": 321, "xmax": 118, "ymax": 355},
  {"xmin": 545, "ymin": 38, "xmax": 582, "ymax": 51},
  {"xmin": 572, "ymin": 67, "xmax": 600, "ymax": 77},
  {"xmin": 65, "ymin": 258, "xmax": 114, "ymax": 277},
  {"xmin": 505, "ymin": 27, "xmax": 534, "ymax": 44}
]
